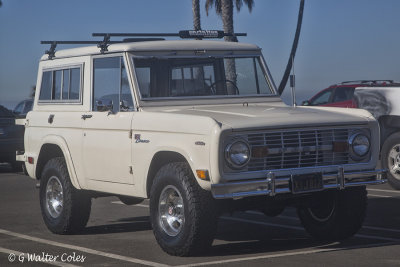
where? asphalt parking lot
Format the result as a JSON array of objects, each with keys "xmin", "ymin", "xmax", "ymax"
[{"xmin": 1, "ymin": 164, "xmax": 400, "ymax": 267}]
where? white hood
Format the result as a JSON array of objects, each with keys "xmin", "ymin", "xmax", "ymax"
[{"xmin": 148, "ymin": 102, "xmax": 374, "ymax": 130}]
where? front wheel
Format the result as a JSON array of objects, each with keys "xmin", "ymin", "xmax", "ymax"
[
  {"xmin": 40, "ymin": 157, "xmax": 91, "ymax": 234},
  {"xmin": 297, "ymin": 186, "xmax": 367, "ymax": 241},
  {"xmin": 149, "ymin": 162, "xmax": 218, "ymax": 256},
  {"xmin": 381, "ymin": 132, "xmax": 400, "ymax": 189}
]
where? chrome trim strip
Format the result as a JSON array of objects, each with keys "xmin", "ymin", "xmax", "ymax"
[{"xmin": 211, "ymin": 169, "xmax": 386, "ymax": 199}]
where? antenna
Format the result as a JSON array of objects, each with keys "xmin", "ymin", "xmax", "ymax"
[{"xmin": 290, "ymin": 55, "xmax": 296, "ymax": 107}]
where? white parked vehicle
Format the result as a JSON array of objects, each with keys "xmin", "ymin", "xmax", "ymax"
[
  {"xmin": 354, "ymin": 87, "xmax": 400, "ymax": 189},
  {"xmin": 19, "ymin": 31, "xmax": 385, "ymax": 256}
]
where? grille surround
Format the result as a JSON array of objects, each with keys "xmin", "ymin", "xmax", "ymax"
[{"xmin": 223, "ymin": 128, "xmax": 371, "ymax": 173}]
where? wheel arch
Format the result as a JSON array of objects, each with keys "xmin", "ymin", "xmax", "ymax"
[
  {"xmin": 36, "ymin": 135, "xmax": 81, "ymax": 189},
  {"xmin": 378, "ymin": 115, "xmax": 400, "ymax": 148},
  {"xmin": 146, "ymin": 151, "xmax": 190, "ymax": 198}
]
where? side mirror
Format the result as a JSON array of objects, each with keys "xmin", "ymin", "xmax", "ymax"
[
  {"xmin": 302, "ymin": 100, "xmax": 310, "ymax": 106},
  {"xmin": 96, "ymin": 99, "xmax": 113, "ymax": 112},
  {"xmin": 120, "ymin": 100, "xmax": 130, "ymax": 111}
]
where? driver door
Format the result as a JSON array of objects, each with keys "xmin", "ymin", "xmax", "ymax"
[{"xmin": 82, "ymin": 55, "xmax": 135, "ymax": 184}]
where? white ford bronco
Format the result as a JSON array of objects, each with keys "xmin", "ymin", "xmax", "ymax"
[
  {"xmin": 19, "ymin": 31, "xmax": 386, "ymax": 256},
  {"xmin": 354, "ymin": 86, "xmax": 400, "ymax": 189}
]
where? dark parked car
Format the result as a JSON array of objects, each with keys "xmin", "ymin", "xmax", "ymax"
[
  {"xmin": 13, "ymin": 99, "xmax": 33, "ymax": 118},
  {"xmin": 0, "ymin": 105, "xmax": 24, "ymax": 171},
  {"xmin": 302, "ymin": 80, "xmax": 400, "ymax": 108}
]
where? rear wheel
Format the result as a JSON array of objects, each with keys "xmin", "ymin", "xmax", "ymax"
[
  {"xmin": 381, "ymin": 132, "xmax": 400, "ymax": 189},
  {"xmin": 297, "ymin": 186, "xmax": 367, "ymax": 241},
  {"xmin": 40, "ymin": 157, "xmax": 91, "ymax": 234},
  {"xmin": 149, "ymin": 162, "xmax": 218, "ymax": 256}
]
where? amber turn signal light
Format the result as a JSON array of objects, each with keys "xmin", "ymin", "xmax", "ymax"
[{"xmin": 196, "ymin": 170, "xmax": 210, "ymax": 181}]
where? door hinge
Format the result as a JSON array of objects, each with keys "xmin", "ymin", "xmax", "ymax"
[
  {"xmin": 129, "ymin": 129, "xmax": 133, "ymax": 139},
  {"xmin": 129, "ymin": 166, "xmax": 133, "ymax": 174}
]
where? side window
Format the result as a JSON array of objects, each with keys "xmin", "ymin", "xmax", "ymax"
[
  {"xmin": 13, "ymin": 102, "xmax": 24, "ymax": 115},
  {"xmin": 23, "ymin": 101, "xmax": 33, "ymax": 114},
  {"xmin": 70, "ymin": 68, "xmax": 81, "ymax": 100},
  {"xmin": 93, "ymin": 57, "xmax": 134, "ymax": 113},
  {"xmin": 38, "ymin": 66, "xmax": 82, "ymax": 102},
  {"xmin": 333, "ymin": 87, "xmax": 354, "ymax": 103},
  {"xmin": 39, "ymin": 71, "xmax": 52, "ymax": 100},
  {"xmin": 310, "ymin": 88, "xmax": 333, "ymax": 105},
  {"xmin": 54, "ymin": 70, "xmax": 62, "ymax": 100},
  {"xmin": 135, "ymin": 67, "xmax": 151, "ymax": 98}
]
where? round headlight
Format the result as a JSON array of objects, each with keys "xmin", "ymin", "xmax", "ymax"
[
  {"xmin": 225, "ymin": 140, "xmax": 251, "ymax": 169},
  {"xmin": 350, "ymin": 133, "xmax": 370, "ymax": 158}
]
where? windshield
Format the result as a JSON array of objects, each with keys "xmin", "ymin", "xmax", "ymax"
[{"xmin": 132, "ymin": 56, "xmax": 275, "ymax": 100}]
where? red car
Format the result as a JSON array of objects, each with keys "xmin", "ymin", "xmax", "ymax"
[{"xmin": 302, "ymin": 80, "xmax": 400, "ymax": 108}]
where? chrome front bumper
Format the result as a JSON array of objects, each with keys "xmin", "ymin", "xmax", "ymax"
[{"xmin": 211, "ymin": 168, "xmax": 387, "ymax": 199}]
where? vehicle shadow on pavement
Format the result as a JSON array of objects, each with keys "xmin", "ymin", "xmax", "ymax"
[
  {"xmin": 365, "ymin": 195, "xmax": 400, "ymax": 229},
  {"xmin": 197, "ymin": 196, "xmax": 400, "ymax": 257},
  {"xmin": 81, "ymin": 216, "xmax": 152, "ymax": 235}
]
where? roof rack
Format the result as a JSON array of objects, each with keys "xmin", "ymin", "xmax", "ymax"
[
  {"xmin": 339, "ymin": 80, "xmax": 396, "ymax": 85},
  {"xmin": 41, "ymin": 30, "xmax": 247, "ymax": 59}
]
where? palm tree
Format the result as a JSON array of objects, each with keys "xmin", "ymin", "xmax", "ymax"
[
  {"xmin": 205, "ymin": 0, "xmax": 254, "ymax": 94},
  {"xmin": 205, "ymin": 0, "xmax": 254, "ymax": 42},
  {"xmin": 278, "ymin": 0, "xmax": 305, "ymax": 95},
  {"xmin": 192, "ymin": 0, "xmax": 201, "ymax": 31}
]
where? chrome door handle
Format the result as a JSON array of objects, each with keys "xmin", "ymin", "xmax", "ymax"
[{"xmin": 81, "ymin": 114, "xmax": 93, "ymax": 120}]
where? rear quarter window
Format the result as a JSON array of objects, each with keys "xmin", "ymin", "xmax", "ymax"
[{"xmin": 39, "ymin": 65, "xmax": 83, "ymax": 103}]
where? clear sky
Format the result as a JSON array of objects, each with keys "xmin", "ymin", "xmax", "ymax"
[{"xmin": 0, "ymin": 0, "xmax": 399, "ymax": 109}]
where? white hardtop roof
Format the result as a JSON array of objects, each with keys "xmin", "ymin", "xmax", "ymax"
[{"xmin": 41, "ymin": 40, "xmax": 261, "ymax": 60}]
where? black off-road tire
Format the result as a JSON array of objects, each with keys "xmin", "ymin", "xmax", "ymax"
[
  {"xmin": 381, "ymin": 132, "xmax": 400, "ymax": 189},
  {"xmin": 297, "ymin": 186, "xmax": 367, "ymax": 241},
  {"xmin": 40, "ymin": 157, "xmax": 91, "ymax": 234},
  {"xmin": 149, "ymin": 162, "xmax": 218, "ymax": 256}
]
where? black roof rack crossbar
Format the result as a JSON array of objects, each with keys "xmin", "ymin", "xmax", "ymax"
[{"xmin": 92, "ymin": 30, "xmax": 246, "ymax": 39}]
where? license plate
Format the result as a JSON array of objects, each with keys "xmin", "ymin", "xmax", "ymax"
[{"xmin": 292, "ymin": 173, "xmax": 323, "ymax": 193}]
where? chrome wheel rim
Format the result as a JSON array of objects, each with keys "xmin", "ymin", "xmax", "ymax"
[
  {"xmin": 158, "ymin": 185, "xmax": 185, "ymax": 237},
  {"xmin": 46, "ymin": 176, "xmax": 64, "ymax": 218},
  {"xmin": 388, "ymin": 144, "xmax": 400, "ymax": 180},
  {"xmin": 307, "ymin": 193, "xmax": 336, "ymax": 222},
  {"xmin": 308, "ymin": 204, "xmax": 335, "ymax": 222}
]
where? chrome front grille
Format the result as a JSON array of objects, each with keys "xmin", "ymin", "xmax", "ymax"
[{"xmin": 247, "ymin": 129, "xmax": 350, "ymax": 171}]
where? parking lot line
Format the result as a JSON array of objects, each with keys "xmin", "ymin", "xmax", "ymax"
[
  {"xmin": 362, "ymin": 226, "xmax": 400, "ymax": 234},
  {"xmin": 367, "ymin": 194, "xmax": 391, "ymax": 198},
  {"xmin": 0, "ymin": 247, "xmax": 78, "ymax": 267},
  {"xmin": 0, "ymin": 229, "xmax": 168, "ymax": 267},
  {"xmin": 221, "ymin": 216, "xmax": 400, "ymax": 242},
  {"xmin": 368, "ymin": 188, "xmax": 400, "ymax": 194},
  {"xmin": 174, "ymin": 242, "xmax": 395, "ymax": 267}
]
